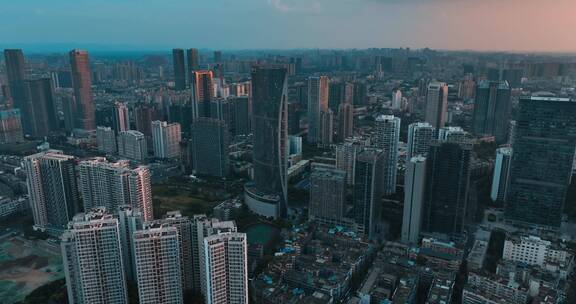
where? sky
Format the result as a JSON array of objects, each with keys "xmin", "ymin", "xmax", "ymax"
[{"xmin": 1, "ymin": 0, "xmax": 575, "ymax": 52}]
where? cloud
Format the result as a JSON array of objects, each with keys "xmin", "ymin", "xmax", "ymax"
[{"xmin": 267, "ymin": 0, "xmax": 322, "ymax": 13}]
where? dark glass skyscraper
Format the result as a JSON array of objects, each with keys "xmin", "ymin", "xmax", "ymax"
[
  {"xmin": 3, "ymin": 49, "xmax": 26, "ymax": 110},
  {"xmin": 69, "ymin": 49, "xmax": 95, "ymax": 130},
  {"xmin": 246, "ymin": 66, "xmax": 288, "ymax": 218},
  {"xmin": 191, "ymin": 118, "xmax": 229, "ymax": 178},
  {"xmin": 186, "ymin": 48, "xmax": 200, "ymax": 85},
  {"xmin": 191, "ymin": 70, "xmax": 214, "ymax": 118},
  {"xmin": 172, "ymin": 48, "xmax": 186, "ymax": 91},
  {"xmin": 472, "ymin": 80, "xmax": 511, "ymax": 143},
  {"xmin": 505, "ymin": 97, "xmax": 576, "ymax": 229},
  {"xmin": 22, "ymin": 78, "xmax": 58, "ymax": 137},
  {"xmin": 353, "ymin": 148, "xmax": 384, "ymax": 239}
]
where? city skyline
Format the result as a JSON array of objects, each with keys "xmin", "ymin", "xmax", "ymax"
[{"xmin": 1, "ymin": 0, "xmax": 576, "ymax": 53}]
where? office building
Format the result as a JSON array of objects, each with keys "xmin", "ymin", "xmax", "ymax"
[
  {"xmin": 233, "ymin": 96, "xmax": 251, "ymax": 136},
  {"xmin": 133, "ymin": 225, "xmax": 183, "ymax": 304},
  {"xmin": 0, "ymin": 109, "xmax": 24, "ymax": 143},
  {"xmin": 307, "ymin": 76, "xmax": 329, "ymax": 143},
  {"xmin": 3, "ymin": 49, "xmax": 26, "ymax": 110},
  {"xmin": 407, "ymin": 122, "xmax": 435, "ymax": 158},
  {"xmin": 438, "ymin": 126, "xmax": 468, "ymax": 144},
  {"xmin": 505, "ymin": 97, "xmax": 576, "ymax": 229},
  {"xmin": 213, "ymin": 51, "xmax": 222, "ymax": 63},
  {"xmin": 391, "ymin": 89, "xmax": 403, "ymax": 110},
  {"xmin": 22, "ymin": 78, "xmax": 58, "ymax": 137},
  {"xmin": 152, "ymin": 121, "xmax": 181, "ymax": 159},
  {"xmin": 69, "ymin": 49, "xmax": 95, "ymax": 130},
  {"xmin": 353, "ymin": 148, "xmax": 384, "ymax": 239},
  {"xmin": 373, "ymin": 115, "xmax": 400, "ymax": 195},
  {"xmin": 78, "ymin": 158, "xmax": 153, "ymax": 221},
  {"xmin": 117, "ymin": 206, "xmax": 144, "ymax": 282},
  {"xmin": 134, "ymin": 103, "xmax": 155, "ymax": 137},
  {"xmin": 309, "ymin": 166, "xmax": 346, "ymax": 224},
  {"xmin": 145, "ymin": 211, "xmax": 193, "ymax": 293},
  {"xmin": 96, "ymin": 126, "xmax": 117, "ymax": 154},
  {"xmin": 191, "ymin": 70, "xmax": 214, "ymax": 118},
  {"xmin": 423, "ymin": 139, "xmax": 472, "ymax": 236},
  {"xmin": 117, "ymin": 130, "xmax": 147, "ymax": 161},
  {"xmin": 191, "ymin": 118, "xmax": 229, "ymax": 177},
  {"xmin": 472, "ymin": 80, "xmax": 512, "ymax": 143},
  {"xmin": 424, "ymin": 82, "xmax": 448, "ymax": 130},
  {"xmin": 61, "ymin": 208, "xmax": 128, "ymax": 304},
  {"xmin": 187, "ymin": 48, "xmax": 200, "ymax": 82},
  {"xmin": 401, "ymin": 156, "xmax": 426, "ymax": 244},
  {"xmin": 337, "ymin": 102, "xmax": 353, "ymax": 142},
  {"xmin": 491, "ymin": 147, "xmax": 512, "ymax": 202},
  {"xmin": 245, "ymin": 66, "xmax": 288, "ymax": 219},
  {"xmin": 112, "ymin": 102, "xmax": 130, "ymax": 134},
  {"xmin": 319, "ymin": 109, "xmax": 333, "ymax": 147},
  {"xmin": 24, "ymin": 150, "xmax": 80, "ymax": 233},
  {"xmin": 335, "ymin": 138, "xmax": 366, "ymax": 185},
  {"xmin": 173, "ymin": 48, "xmax": 187, "ymax": 91}
]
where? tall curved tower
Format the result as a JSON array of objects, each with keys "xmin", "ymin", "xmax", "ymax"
[{"xmin": 245, "ymin": 65, "xmax": 288, "ymax": 218}]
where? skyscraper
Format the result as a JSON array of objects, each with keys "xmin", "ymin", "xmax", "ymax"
[
  {"xmin": 307, "ymin": 76, "xmax": 329, "ymax": 143},
  {"xmin": 24, "ymin": 150, "xmax": 80, "ymax": 234},
  {"xmin": 173, "ymin": 48, "xmax": 187, "ymax": 91},
  {"xmin": 117, "ymin": 130, "xmax": 147, "ymax": 161},
  {"xmin": 78, "ymin": 158, "xmax": 153, "ymax": 221},
  {"xmin": 21, "ymin": 78, "xmax": 58, "ymax": 137},
  {"xmin": 401, "ymin": 156, "xmax": 426, "ymax": 244},
  {"xmin": 407, "ymin": 122, "xmax": 435, "ymax": 159},
  {"xmin": 472, "ymin": 80, "xmax": 512, "ymax": 143},
  {"xmin": 491, "ymin": 147, "xmax": 512, "ymax": 202},
  {"xmin": 3, "ymin": 49, "xmax": 26, "ymax": 110},
  {"xmin": 145, "ymin": 211, "xmax": 193, "ymax": 293},
  {"xmin": 245, "ymin": 66, "xmax": 288, "ymax": 219},
  {"xmin": 134, "ymin": 102, "xmax": 155, "ymax": 138},
  {"xmin": 309, "ymin": 166, "xmax": 346, "ymax": 224},
  {"xmin": 423, "ymin": 139, "xmax": 472, "ymax": 236},
  {"xmin": 133, "ymin": 224, "xmax": 183, "ymax": 304},
  {"xmin": 391, "ymin": 89, "xmax": 403, "ymax": 110},
  {"xmin": 187, "ymin": 48, "xmax": 200, "ymax": 83},
  {"xmin": 112, "ymin": 101, "xmax": 130, "ymax": 134},
  {"xmin": 319, "ymin": 109, "xmax": 334, "ymax": 147},
  {"xmin": 0, "ymin": 109, "xmax": 24, "ymax": 144},
  {"xmin": 117, "ymin": 206, "xmax": 144, "ymax": 282},
  {"xmin": 213, "ymin": 50, "xmax": 222, "ymax": 63},
  {"xmin": 424, "ymin": 82, "xmax": 448, "ymax": 130},
  {"xmin": 152, "ymin": 121, "xmax": 181, "ymax": 159},
  {"xmin": 96, "ymin": 126, "xmax": 117, "ymax": 154},
  {"xmin": 69, "ymin": 49, "xmax": 95, "ymax": 130},
  {"xmin": 505, "ymin": 97, "xmax": 576, "ymax": 229},
  {"xmin": 191, "ymin": 70, "xmax": 214, "ymax": 118},
  {"xmin": 61, "ymin": 208, "xmax": 128, "ymax": 304},
  {"xmin": 353, "ymin": 148, "xmax": 384, "ymax": 239},
  {"xmin": 191, "ymin": 118, "xmax": 229, "ymax": 177},
  {"xmin": 337, "ymin": 102, "xmax": 354, "ymax": 142},
  {"xmin": 335, "ymin": 138, "xmax": 365, "ymax": 185},
  {"xmin": 374, "ymin": 115, "xmax": 400, "ymax": 195}
]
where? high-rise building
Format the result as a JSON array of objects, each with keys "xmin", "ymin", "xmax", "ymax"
[
  {"xmin": 191, "ymin": 70, "xmax": 215, "ymax": 118},
  {"xmin": 191, "ymin": 118, "xmax": 229, "ymax": 177},
  {"xmin": 374, "ymin": 115, "xmax": 400, "ymax": 195},
  {"xmin": 307, "ymin": 76, "xmax": 329, "ymax": 143},
  {"xmin": 438, "ymin": 126, "xmax": 468, "ymax": 144},
  {"xmin": 407, "ymin": 122, "xmax": 435, "ymax": 159},
  {"xmin": 24, "ymin": 150, "xmax": 80, "ymax": 234},
  {"xmin": 96, "ymin": 126, "xmax": 117, "ymax": 154},
  {"xmin": 423, "ymin": 139, "xmax": 472, "ymax": 236},
  {"xmin": 319, "ymin": 109, "xmax": 333, "ymax": 147},
  {"xmin": 173, "ymin": 48, "xmax": 187, "ymax": 91},
  {"xmin": 202, "ymin": 231, "xmax": 248, "ymax": 304},
  {"xmin": 337, "ymin": 102, "xmax": 353, "ymax": 142},
  {"xmin": 505, "ymin": 97, "xmax": 576, "ymax": 229},
  {"xmin": 78, "ymin": 158, "xmax": 153, "ymax": 220},
  {"xmin": 112, "ymin": 102, "xmax": 130, "ymax": 134},
  {"xmin": 0, "ymin": 109, "xmax": 24, "ymax": 144},
  {"xmin": 152, "ymin": 121, "xmax": 181, "ymax": 159},
  {"xmin": 424, "ymin": 82, "xmax": 448, "ymax": 130},
  {"xmin": 472, "ymin": 81, "xmax": 512, "ymax": 143},
  {"xmin": 117, "ymin": 206, "xmax": 144, "ymax": 282},
  {"xmin": 401, "ymin": 156, "xmax": 426, "ymax": 244},
  {"xmin": 21, "ymin": 78, "xmax": 58, "ymax": 137},
  {"xmin": 233, "ymin": 96, "xmax": 251, "ymax": 136},
  {"xmin": 187, "ymin": 48, "xmax": 200, "ymax": 83},
  {"xmin": 61, "ymin": 208, "xmax": 128, "ymax": 304},
  {"xmin": 328, "ymin": 82, "xmax": 344, "ymax": 111},
  {"xmin": 491, "ymin": 147, "xmax": 512, "ymax": 202},
  {"xmin": 117, "ymin": 130, "xmax": 147, "ymax": 161},
  {"xmin": 391, "ymin": 89, "xmax": 403, "ymax": 110},
  {"xmin": 353, "ymin": 148, "xmax": 384, "ymax": 239},
  {"xmin": 134, "ymin": 103, "xmax": 155, "ymax": 138},
  {"xmin": 335, "ymin": 137, "xmax": 366, "ymax": 185},
  {"xmin": 213, "ymin": 50, "xmax": 222, "ymax": 63},
  {"xmin": 309, "ymin": 166, "xmax": 346, "ymax": 224},
  {"xmin": 69, "ymin": 49, "xmax": 95, "ymax": 130},
  {"xmin": 245, "ymin": 66, "xmax": 288, "ymax": 219},
  {"xmin": 133, "ymin": 224, "xmax": 183, "ymax": 304},
  {"xmin": 3, "ymin": 49, "xmax": 26, "ymax": 110},
  {"xmin": 145, "ymin": 211, "xmax": 193, "ymax": 293}
]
